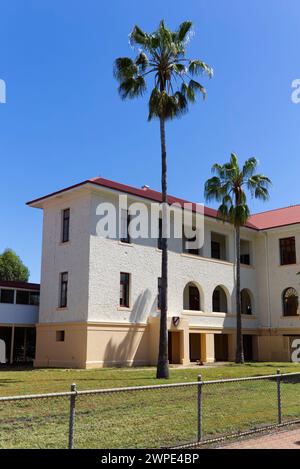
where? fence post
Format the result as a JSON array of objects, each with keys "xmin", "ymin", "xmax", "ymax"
[
  {"xmin": 197, "ymin": 374, "xmax": 203, "ymax": 442},
  {"xmin": 277, "ymin": 369, "xmax": 282, "ymax": 425},
  {"xmin": 68, "ymin": 383, "xmax": 77, "ymax": 449}
]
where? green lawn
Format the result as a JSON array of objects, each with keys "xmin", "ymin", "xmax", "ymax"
[{"xmin": 0, "ymin": 363, "xmax": 300, "ymax": 448}]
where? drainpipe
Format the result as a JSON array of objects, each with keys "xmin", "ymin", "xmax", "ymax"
[{"xmin": 264, "ymin": 231, "xmax": 272, "ymax": 333}]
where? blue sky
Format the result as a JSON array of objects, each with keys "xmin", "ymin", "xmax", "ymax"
[{"xmin": 0, "ymin": 0, "xmax": 300, "ymax": 282}]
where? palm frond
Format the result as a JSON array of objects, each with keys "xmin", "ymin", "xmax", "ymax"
[
  {"xmin": 129, "ymin": 25, "xmax": 149, "ymax": 47},
  {"xmin": 188, "ymin": 60, "xmax": 213, "ymax": 78},
  {"xmin": 176, "ymin": 21, "xmax": 193, "ymax": 42},
  {"xmin": 113, "ymin": 57, "xmax": 137, "ymax": 81},
  {"xmin": 118, "ymin": 76, "xmax": 146, "ymax": 100},
  {"xmin": 204, "ymin": 153, "xmax": 271, "ymax": 228},
  {"xmin": 242, "ymin": 157, "xmax": 257, "ymax": 178},
  {"xmin": 135, "ymin": 52, "xmax": 149, "ymax": 72},
  {"xmin": 188, "ymin": 79, "xmax": 206, "ymax": 99}
]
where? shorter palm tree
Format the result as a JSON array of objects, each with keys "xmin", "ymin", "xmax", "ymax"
[{"xmin": 204, "ymin": 153, "xmax": 271, "ymax": 363}]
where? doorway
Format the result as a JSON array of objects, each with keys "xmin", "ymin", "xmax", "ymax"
[
  {"xmin": 243, "ymin": 335, "xmax": 253, "ymax": 361},
  {"xmin": 168, "ymin": 331, "xmax": 181, "ymax": 364},
  {"xmin": 214, "ymin": 334, "xmax": 229, "ymax": 361},
  {"xmin": 189, "ymin": 333, "xmax": 201, "ymax": 362}
]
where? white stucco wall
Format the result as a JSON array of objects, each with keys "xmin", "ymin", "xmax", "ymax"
[
  {"xmin": 259, "ymin": 225, "xmax": 300, "ymax": 330},
  {"xmin": 38, "ymin": 188, "xmax": 91, "ymax": 323},
  {"xmin": 36, "ymin": 183, "xmax": 300, "ymax": 335},
  {"xmin": 87, "ymin": 189, "xmax": 258, "ymax": 330}
]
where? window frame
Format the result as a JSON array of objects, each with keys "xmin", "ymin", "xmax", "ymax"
[
  {"xmin": 59, "ymin": 272, "xmax": 68, "ymax": 308},
  {"xmin": 282, "ymin": 287, "xmax": 299, "ymax": 317},
  {"xmin": 61, "ymin": 208, "xmax": 70, "ymax": 243},
  {"xmin": 120, "ymin": 272, "xmax": 130, "ymax": 308},
  {"xmin": 280, "ymin": 237, "xmax": 296, "ymax": 266},
  {"xmin": 56, "ymin": 330, "xmax": 65, "ymax": 342},
  {"xmin": 182, "ymin": 225, "xmax": 200, "ymax": 256},
  {"xmin": 120, "ymin": 210, "xmax": 131, "ymax": 244},
  {"xmin": 0, "ymin": 288, "xmax": 14, "ymax": 304}
]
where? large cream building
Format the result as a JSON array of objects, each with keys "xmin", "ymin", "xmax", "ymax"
[{"xmin": 27, "ymin": 177, "xmax": 300, "ymax": 368}]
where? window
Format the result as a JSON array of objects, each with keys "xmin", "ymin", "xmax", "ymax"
[
  {"xmin": 61, "ymin": 208, "xmax": 70, "ymax": 243},
  {"xmin": 211, "ymin": 241, "xmax": 220, "ymax": 259},
  {"xmin": 120, "ymin": 210, "xmax": 131, "ymax": 244},
  {"xmin": 240, "ymin": 254, "xmax": 250, "ymax": 265},
  {"xmin": 240, "ymin": 240, "xmax": 251, "ymax": 265},
  {"xmin": 283, "ymin": 287, "xmax": 298, "ymax": 316},
  {"xmin": 0, "ymin": 289, "xmax": 14, "ymax": 304},
  {"xmin": 183, "ymin": 282, "xmax": 200, "ymax": 311},
  {"xmin": 212, "ymin": 286, "xmax": 228, "ymax": 313},
  {"xmin": 16, "ymin": 290, "xmax": 30, "ymax": 305},
  {"xmin": 59, "ymin": 272, "xmax": 68, "ymax": 308},
  {"xmin": 56, "ymin": 330, "xmax": 65, "ymax": 342},
  {"xmin": 29, "ymin": 291, "xmax": 40, "ymax": 306},
  {"xmin": 241, "ymin": 289, "xmax": 252, "ymax": 315},
  {"xmin": 157, "ymin": 277, "xmax": 162, "ymax": 310},
  {"xmin": 280, "ymin": 237, "xmax": 296, "ymax": 265},
  {"xmin": 211, "ymin": 232, "xmax": 227, "ymax": 260},
  {"xmin": 157, "ymin": 218, "xmax": 162, "ymax": 250},
  {"xmin": 182, "ymin": 225, "xmax": 200, "ymax": 256},
  {"xmin": 120, "ymin": 273, "xmax": 130, "ymax": 307}
]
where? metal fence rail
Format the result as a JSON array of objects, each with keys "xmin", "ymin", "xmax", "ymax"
[{"xmin": 0, "ymin": 370, "xmax": 300, "ymax": 448}]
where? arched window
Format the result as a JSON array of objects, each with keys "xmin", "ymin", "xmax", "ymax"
[
  {"xmin": 183, "ymin": 282, "xmax": 201, "ymax": 311},
  {"xmin": 212, "ymin": 286, "xmax": 228, "ymax": 313},
  {"xmin": 241, "ymin": 289, "xmax": 252, "ymax": 315},
  {"xmin": 282, "ymin": 288, "xmax": 298, "ymax": 316}
]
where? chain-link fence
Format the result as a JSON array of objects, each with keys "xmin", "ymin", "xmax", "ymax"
[{"xmin": 0, "ymin": 370, "xmax": 300, "ymax": 449}]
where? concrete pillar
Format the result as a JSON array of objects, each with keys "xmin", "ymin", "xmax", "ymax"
[
  {"xmin": 228, "ymin": 333, "xmax": 236, "ymax": 361},
  {"xmin": 200, "ymin": 333, "xmax": 215, "ymax": 363},
  {"xmin": 180, "ymin": 327, "xmax": 190, "ymax": 365},
  {"xmin": 10, "ymin": 326, "xmax": 15, "ymax": 365}
]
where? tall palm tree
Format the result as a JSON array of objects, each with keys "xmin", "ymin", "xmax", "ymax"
[
  {"xmin": 114, "ymin": 20, "xmax": 213, "ymax": 378},
  {"xmin": 204, "ymin": 154, "xmax": 271, "ymax": 363}
]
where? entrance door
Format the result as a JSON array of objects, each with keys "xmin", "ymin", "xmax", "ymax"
[
  {"xmin": 168, "ymin": 331, "xmax": 181, "ymax": 364},
  {"xmin": 189, "ymin": 333, "xmax": 201, "ymax": 362},
  {"xmin": 214, "ymin": 334, "xmax": 229, "ymax": 361},
  {"xmin": 243, "ymin": 335, "xmax": 253, "ymax": 361}
]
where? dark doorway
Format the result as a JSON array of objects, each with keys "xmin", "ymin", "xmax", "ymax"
[
  {"xmin": 215, "ymin": 334, "xmax": 229, "ymax": 361},
  {"xmin": 13, "ymin": 327, "xmax": 36, "ymax": 363},
  {"xmin": 243, "ymin": 335, "xmax": 253, "ymax": 361},
  {"xmin": 189, "ymin": 333, "xmax": 201, "ymax": 362},
  {"xmin": 168, "ymin": 331, "xmax": 181, "ymax": 364},
  {"xmin": 0, "ymin": 327, "xmax": 12, "ymax": 363}
]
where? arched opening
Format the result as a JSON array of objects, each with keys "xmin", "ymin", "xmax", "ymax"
[
  {"xmin": 282, "ymin": 287, "xmax": 298, "ymax": 316},
  {"xmin": 241, "ymin": 289, "xmax": 253, "ymax": 315},
  {"xmin": 212, "ymin": 286, "xmax": 228, "ymax": 313},
  {"xmin": 183, "ymin": 282, "xmax": 201, "ymax": 311}
]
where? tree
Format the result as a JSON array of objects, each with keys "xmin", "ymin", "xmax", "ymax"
[
  {"xmin": 204, "ymin": 154, "xmax": 271, "ymax": 363},
  {"xmin": 114, "ymin": 20, "xmax": 212, "ymax": 378},
  {"xmin": 0, "ymin": 249, "xmax": 30, "ymax": 282}
]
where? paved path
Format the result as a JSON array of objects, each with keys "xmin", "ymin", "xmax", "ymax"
[{"xmin": 220, "ymin": 429, "xmax": 300, "ymax": 449}]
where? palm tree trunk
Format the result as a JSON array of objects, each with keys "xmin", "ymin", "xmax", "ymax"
[
  {"xmin": 156, "ymin": 116, "xmax": 169, "ymax": 379},
  {"xmin": 235, "ymin": 225, "xmax": 244, "ymax": 363}
]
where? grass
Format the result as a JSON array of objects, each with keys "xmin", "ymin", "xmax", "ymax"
[{"xmin": 0, "ymin": 362, "xmax": 300, "ymax": 448}]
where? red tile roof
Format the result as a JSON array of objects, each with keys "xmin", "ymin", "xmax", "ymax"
[
  {"xmin": 27, "ymin": 177, "xmax": 300, "ymax": 231},
  {"xmin": 0, "ymin": 280, "xmax": 40, "ymax": 291},
  {"xmin": 249, "ymin": 205, "xmax": 300, "ymax": 230}
]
